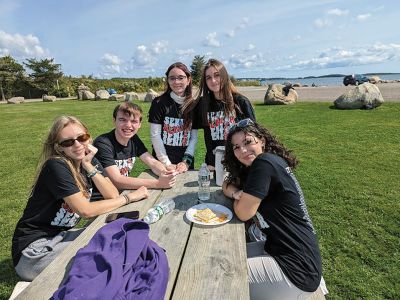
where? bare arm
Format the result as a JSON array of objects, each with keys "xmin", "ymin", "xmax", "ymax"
[
  {"xmin": 140, "ymin": 152, "xmax": 167, "ymax": 176},
  {"xmin": 81, "ymin": 144, "xmax": 119, "ymax": 199},
  {"xmin": 104, "ymin": 165, "xmax": 171, "ymax": 189},
  {"xmin": 64, "ymin": 186, "xmax": 149, "ymax": 218},
  {"xmin": 222, "ymin": 181, "xmax": 261, "ymax": 221}
]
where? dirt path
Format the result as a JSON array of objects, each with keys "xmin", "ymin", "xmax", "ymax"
[{"xmin": 2, "ymin": 83, "xmax": 399, "ymax": 104}]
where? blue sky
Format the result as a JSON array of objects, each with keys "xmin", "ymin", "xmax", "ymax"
[{"xmin": 1, "ymin": 0, "xmax": 399, "ymax": 78}]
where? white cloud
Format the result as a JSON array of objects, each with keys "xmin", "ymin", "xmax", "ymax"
[
  {"xmin": 99, "ymin": 53, "xmax": 122, "ymax": 74},
  {"xmin": 226, "ymin": 30, "xmax": 235, "ymax": 38},
  {"xmin": 243, "ymin": 44, "xmax": 255, "ymax": 52},
  {"xmin": 175, "ymin": 48, "xmax": 195, "ymax": 56},
  {"xmin": 203, "ymin": 32, "xmax": 221, "ymax": 47},
  {"xmin": 314, "ymin": 18, "xmax": 330, "ymax": 28},
  {"xmin": 131, "ymin": 45, "xmax": 156, "ymax": 67},
  {"xmin": 238, "ymin": 17, "xmax": 249, "ymax": 29},
  {"xmin": 327, "ymin": 8, "xmax": 349, "ymax": 16},
  {"xmin": 0, "ymin": 30, "xmax": 47, "ymax": 57},
  {"xmin": 175, "ymin": 48, "xmax": 195, "ymax": 60},
  {"xmin": 130, "ymin": 40, "xmax": 169, "ymax": 68},
  {"xmin": 226, "ymin": 17, "xmax": 249, "ymax": 38},
  {"xmin": 292, "ymin": 35, "xmax": 301, "ymax": 41},
  {"xmin": 275, "ymin": 43, "xmax": 400, "ymax": 71},
  {"xmin": 229, "ymin": 52, "xmax": 265, "ymax": 69},
  {"xmin": 357, "ymin": 13, "xmax": 371, "ymax": 21},
  {"xmin": 151, "ymin": 40, "xmax": 168, "ymax": 54}
]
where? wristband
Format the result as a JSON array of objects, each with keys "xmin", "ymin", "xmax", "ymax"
[
  {"xmin": 123, "ymin": 194, "xmax": 130, "ymax": 205},
  {"xmin": 182, "ymin": 154, "xmax": 193, "ymax": 166},
  {"xmin": 87, "ymin": 165, "xmax": 101, "ymax": 178}
]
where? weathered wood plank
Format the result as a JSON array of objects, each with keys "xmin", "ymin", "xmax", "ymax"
[
  {"xmin": 171, "ymin": 188, "xmax": 250, "ymax": 299},
  {"xmin": 15, "ymin": 172, "xmax": 162, "ymax": 300},
  {"xmin": 148, "ymin": 170, "xmax": 201, "ymax": 299}
]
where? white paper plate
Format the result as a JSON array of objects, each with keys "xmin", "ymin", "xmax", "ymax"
[{"xmin": 186, "ymin": 203, "xmax": 233, "ymax": 226}]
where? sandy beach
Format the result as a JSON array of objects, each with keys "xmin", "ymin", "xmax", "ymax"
[
  {"xmin": 1, "ymin": 82, "xmax": 399, "ymax": 104},
  {"xmin": 237, "ymin": 82, "xmax": 400, "ymax": 102}
]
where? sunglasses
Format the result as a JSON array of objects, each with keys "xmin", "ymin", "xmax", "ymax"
[
  {"xmin": 58, "ymin": 133, "xmax": 90, "ymax": 148},
  {"xmin": 229, "ymin": 118, "xmax": 254, "ymax": 133}
]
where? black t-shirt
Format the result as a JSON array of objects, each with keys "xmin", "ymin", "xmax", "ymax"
[
  {"xmin": 11, "ymin": 157, "xmax": 103, "ymax": 266},
  {"xmin": 243, "ymin": 153, "xmax": 322, "ymax": 292},
  {"xmin": 148, "ymin": 93, "xmax": 193, "ymax": 164},
  {"xmin": 200, "ymin": 93, "xmax": 256, "ymax": 166},
  {"xmin": 93, "ymin": 129, "xmax": 147, "ymax": 177}
]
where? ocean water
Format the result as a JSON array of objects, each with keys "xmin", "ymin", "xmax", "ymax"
[{"xmin": 259, "ymin": 74, "xmax": 400, "ymax": 86}]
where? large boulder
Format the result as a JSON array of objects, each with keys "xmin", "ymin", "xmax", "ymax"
[
  {"xmin": 42, "ymin": 95, "xmax": 56, "ymax": 102},
  {"xmin": 368, "ymin": 76, "xmax": 381, "ymax": 84},
  {"xmin": 7, "ymin": 97, "xmax": 25, "ymax": 104},
  {"xmin": 77, "ymin": 84, "xmax": 90, "ymax": 100},
  {"xmin": 264, "ymin": 84, "xmax": 298, "ymax": 105},
  {"xmin": 95, "ymin": 90, "xmax": 110, "ymax": 100},
  {"xmin": 144, "ymin": 89, "xmax": 159, "ymax": 102},
  {"xmin": 81, "ymin": 90, "xmax": 95, "ymax": 100},
  {"xmin": 334, "ymin": 82, "xmax": 384, "ymax": 109},
  {"xmin": 108, "ymin": 94, "xmax": 124, "ymax": 101},
  {"xmin": 124, "ymin": 92, "xmax": 139, "ymax": 102}
]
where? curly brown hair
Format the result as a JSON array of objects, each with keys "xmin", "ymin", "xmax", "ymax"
[{"xmin": 222, "ymin": 121, "xmax": 299, "ymax": 187}]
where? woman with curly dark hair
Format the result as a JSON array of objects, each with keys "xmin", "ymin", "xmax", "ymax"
[{"xmin": 222, "ymin": 119, "xmax": 325, "ymax": 300}]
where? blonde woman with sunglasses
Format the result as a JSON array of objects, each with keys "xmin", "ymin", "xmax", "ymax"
[{"xmin": 12, "ymin": 116, "xmax": 148, "ymax": 281}]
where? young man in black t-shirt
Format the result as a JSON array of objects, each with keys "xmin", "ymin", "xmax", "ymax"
[{"xmin": 94, "ymin": 102, "xmax": 176, "ymax": 190}]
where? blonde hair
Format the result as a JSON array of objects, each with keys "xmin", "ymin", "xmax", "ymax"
[{"xmin": 31, "ymin": 116, "xmax": 90, "ymax": 198}]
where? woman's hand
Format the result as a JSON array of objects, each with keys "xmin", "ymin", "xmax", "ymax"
[
  {"xmin": 126, "ymin": 186, "xmax": 149, "ymax": 203},
  {"xmin": 207, "ymin": 165, "xmax": 215, "ymax": 171},
  {"xmin": 176, "ymin": 161, "xmax": 189, "ymax": 174},
  {"xmin": 81, "ymin": 144, "xmax": 98, "ymax": 171},
  {"xmin": 166, "ymin": 164, "xmax": 177, "ymax": 171}
]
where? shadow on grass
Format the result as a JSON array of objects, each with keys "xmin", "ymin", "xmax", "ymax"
[{"xmin": 0, "ymin": 258, "xmax": 19, "ymax": 300}]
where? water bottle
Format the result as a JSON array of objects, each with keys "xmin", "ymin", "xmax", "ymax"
[
  {"xmin": 198, "ymin": 163, "xmax": 210, "ymax": 201},
  {"xmin": 143, "ymin": 198, "xmax": 175, "ymax": 224}
]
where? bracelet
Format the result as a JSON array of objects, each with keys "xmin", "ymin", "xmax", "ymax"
[
  {"xmin": 182, "ymin": 154, "xmax": 193, "ymax": 166},
  {"xmin": 87, "ymin": 164, "xmax": 102, "ymax": 178},
  {"xmin": 123, "ymin": 194, "xmax": 130, "ymax": 205}
]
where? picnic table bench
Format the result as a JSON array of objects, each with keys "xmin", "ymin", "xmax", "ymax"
[{"xmin": 12, "ymin": 170, "xmax": 250, "ymax": 299}]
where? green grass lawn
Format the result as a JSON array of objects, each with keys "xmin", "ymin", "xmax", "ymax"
[{"xmin": 0, "ymin": 100, "xmax": 399, "ymax": 299}]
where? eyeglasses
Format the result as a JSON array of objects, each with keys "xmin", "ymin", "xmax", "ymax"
[
  {"xmin": 168, "ymin": 75, "xmax": 187, "ymax": 82},
  {"xmin": 229, "ymin": 118, "xmax": 254, "ymax": 133},
  {"xmin": 58, "ymin": 133, "xmax": 90, "ymax": 148}
]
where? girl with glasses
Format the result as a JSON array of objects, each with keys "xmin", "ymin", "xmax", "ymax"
[
  {"xmin": 190, "ymin": 58, "xmax": 256, "ymax": 171},
  {"xmin": 148, "ymin": 62, "xmax": 199, "ymax": 173},
  {"xmin": 222, "ymin": 121, "xmax": 325, "ymax": 299},
  {"xmin": 12, "ymin": 116, "xmax": 149, "ymax": 281}
]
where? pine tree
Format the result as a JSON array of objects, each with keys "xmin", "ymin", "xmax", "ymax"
[
  {"xmin": 24, "ymin": 58, "xmax": 63, "ymax": 95},
  {"xmin": 190, "ymin": 55, "xmax": 206, "ymax": 86}
]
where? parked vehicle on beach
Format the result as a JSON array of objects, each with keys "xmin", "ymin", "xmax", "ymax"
[{"xmin": 343, "ymin": 74, "xmax": 369, "ymax": 86}]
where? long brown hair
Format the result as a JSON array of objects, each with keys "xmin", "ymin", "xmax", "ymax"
[
  {"xmin": 195, "ymin": 58, "xmax": 244, "ymax": 126},
  {"xmin": 163, "ymin": 62, "xmax": 194, "ymax": 130},
  {"xmin": 222, "ymin": 121, "xmax": 299, "ymax": 187},
  {"xmin": 31, "ymin": 116, "xmax": 91, "ymax": 198}
]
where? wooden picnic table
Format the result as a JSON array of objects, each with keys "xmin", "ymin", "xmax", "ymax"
[{"xmin": 14, "ymin": 170, "xmax": 249, "ymax": 300}]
